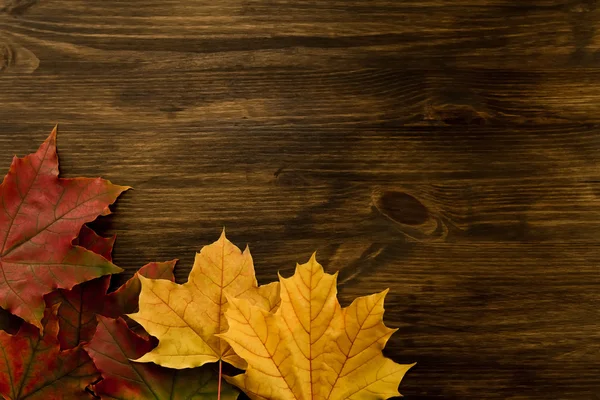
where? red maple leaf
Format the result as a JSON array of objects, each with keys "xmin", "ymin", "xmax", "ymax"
[
  {"xmin": 45, "ymin": 225, "xmax": 115, "ymax": 349},
  {"xmin": 45, "ymin": 276, "xmax": 111, "ymax": 350},
  {"xmin": 73, "ymin": 225, "xmax": 116, "ymax": 262},
  {"xmin": 2, "ymin": 225, "xmax": 115, "ymax": 336},
  {"xmin": 0, "ymin": 304, "xmax": 99, "ymax": 400},
  {"xmin": 86, "ymin": 316, "xmax": 238, "ymax": 400},
  {"xmin": 45, "ymin": 258, "xmax": 177, "ymax": 350},
  {"xmin": 0, "ymin": 127, "xmax": 129, "ymax": 330},
  {"xmin": 102, "ymin": 260, "xmax": 177, "ymax": 318}
]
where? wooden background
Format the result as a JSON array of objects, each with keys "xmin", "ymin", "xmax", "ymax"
[{"xmin": 1, "ymin": 0, "xmax": 599, "ymax": 398}]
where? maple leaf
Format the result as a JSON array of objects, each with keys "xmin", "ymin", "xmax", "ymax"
[
  {"xmin": 0, "ymin": 304, "xmax": 99, "ymax": 400},
  {"xmin": 45, "ymin": 276, "xmax": 110, "ymax": 350},
  {"xmin": 45, "ymin": 258, "xmax": 177, "ymax": 350},
  {"xmin": 3, "ymin": 224, "xmax": 114, "ymax": 337},
  {"xmin": 128, "ymin": 230, "xmax": 280, "ymax": 369},
  {"xmin": 0, "ymin": 127, "xmax": 129, "ymax": 330},
  {"xmin": 85, "ymin": 316, "xmax": 239, "ymax": 400},
  {"xmin": 220, "ymin": 254, "xmax": 415, "ymax": 400},
  {"xmin": 73, "ymin": 225, "xmax": 116, "ymax": 262},
  {"xmin": 44, "ymin": 224, "xmax": 115, "ymax": 349},
  {"xmin": 102, "ymin": 260, "xmax": 177, "ymax": 318}
]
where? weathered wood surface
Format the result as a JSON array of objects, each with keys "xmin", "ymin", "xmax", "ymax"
[{"xmin": 1, "ymin": 0, "xmax": 600, "ymax": 398}]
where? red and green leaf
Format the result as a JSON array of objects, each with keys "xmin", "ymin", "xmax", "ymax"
[
  {"xmin": 2, "ymin": 225, "xmax": 113, "ymax": 337},
  {"xmin": 73, "ymin": 225, "xmax": 116, "ymax": 262},
  {"xmin": 0, "ymin": 304, "xmax": 99, "ymax": 400},
  {"xmin": 86, "ymin": 316, "xmax": 238, "ymax": 400},
  {"xmin": 45, "ymin": 225, "xmax": 115, "ymax": 349},
  {"xmin": 45, "ymin": 276, "xmax": 111, "ymax": 350},
  {"xmin": 0, "ymin": 127, "xmax": 129, "ymax": 330},
  {"xmin": 102, "ymin": 260, "xmax": 177, "ymax": 318},
  {"xmin": 44, "ymin": 258, "xmax": 176, "ymax": 350}
]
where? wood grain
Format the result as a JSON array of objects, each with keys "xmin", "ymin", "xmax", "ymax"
[{"xmin": 1, "ymin": 0, "xmax": 599, "ymax": 399}]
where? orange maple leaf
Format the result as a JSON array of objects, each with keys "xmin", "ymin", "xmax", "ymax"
[
  {"xmin": 220, "ymin": 254, "xmax": 414, "ymax": 400},
  {"xmin": 128, "ymin": 230, "xmax": 279, "ymax": 370}
]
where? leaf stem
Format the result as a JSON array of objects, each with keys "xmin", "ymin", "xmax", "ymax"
[{"xmin": 218, "ymin": 359, "xmax": 222, "ymax": 400}]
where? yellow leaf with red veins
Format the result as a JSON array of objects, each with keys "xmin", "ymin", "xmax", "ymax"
[
  {"xmin": 220, "ymin": 253, "xmax": 415, "ymax": 400},
  {"xmin": 128, "ymin": 230, "xmax": 280, "ymax": 369}
]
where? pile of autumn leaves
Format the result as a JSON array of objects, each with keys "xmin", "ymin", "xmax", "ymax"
[{"xmin": 0, "ymin": 129, "xmax": 413, "ymax": 400}]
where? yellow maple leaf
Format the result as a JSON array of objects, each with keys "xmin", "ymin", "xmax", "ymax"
[
  {"xmin": 128, "ymin": 230, "xmax": 280, "ymax": 369},
  {"xmin": 220, "ymin": 253, "xmax": 414, "ymax": 400}
]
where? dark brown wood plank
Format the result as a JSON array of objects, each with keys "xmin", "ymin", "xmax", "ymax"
[
  {"xmin": 1, "ymin": 124, "xmax": 599, "ymax": 399},
  {"xmin": 1, "ymin": 0, "xmax": 599, "ymax": 399},
  {"xmin": 5, "ymin": 69, "xmax": 600, "ymax": 125},
  {"xmin": 1, "ymin": 0, "xmax": 600, "ymax": 72}
]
